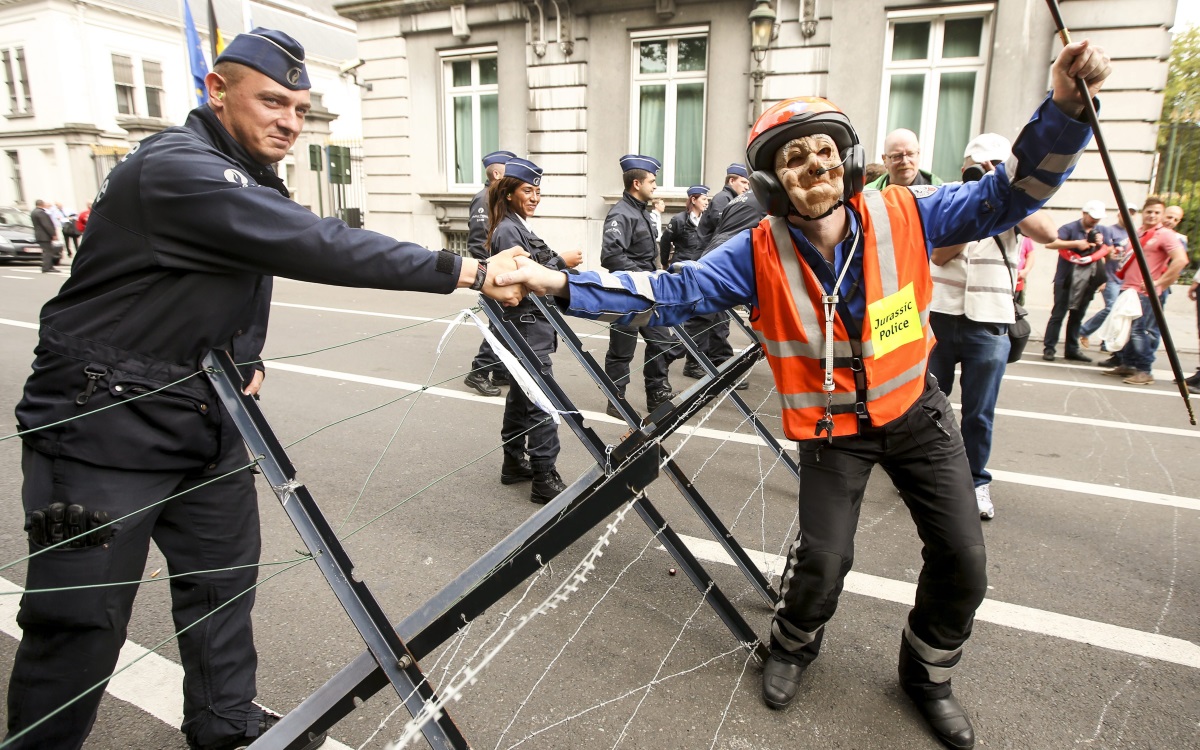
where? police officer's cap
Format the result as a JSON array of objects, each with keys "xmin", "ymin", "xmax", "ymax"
[
  {"xmin": 619, "ymin": 154, "xmax": 661, "ymax": 174},
  {"xmin": 726, "ymin": 163, "xmax": 749, "ymax": 178},
  {"xmin": 215, "ymin": 28, "xmax": 311, "ymax": 90},
  {"xmin": 687, "ymin": 185, "xmax": 709, "ymax": 197},
  {"xmin": 505, "ymin": 158, "xmax": 543, "ymax": 186},
  {"xmin": 483, "ymin": 150, "xmax": 517, "ymax": 167}
]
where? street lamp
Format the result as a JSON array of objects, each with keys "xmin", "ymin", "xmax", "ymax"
[{"xmin": 748, "ymin": 0, "xmax": 776, "ymax": 120}]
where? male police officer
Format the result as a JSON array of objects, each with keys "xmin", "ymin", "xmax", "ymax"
[
  {"xmin": 659, "ymin": 185, "xmax": 709, "ymax": 268},
  {"xmin": 600, "ymin": 154, "xmax": 678, "ymax": 416},
  {"xmin": 498, "ymin": 40, "xmax": 1109, "ymax": 750},
  {"xmin": 695, "ymin": 162, "xmax": 750, "ymax": 249},
  {"xmin": 464, "ymin": 149, "xmax": 518, "ymax": 396},
  {"xmin": 7, "ymin": 29, "xmax": 524, "ymax": 750}
]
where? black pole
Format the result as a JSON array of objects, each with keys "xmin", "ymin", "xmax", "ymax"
[{"xmin": 1043, "ymin": 0, "xmax": 1195, "ymax": 424}]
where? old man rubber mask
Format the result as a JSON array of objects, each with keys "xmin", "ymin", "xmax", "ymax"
[{"xmin": 775, "ymin": 134, "xmax": 844, "ymax": 221}]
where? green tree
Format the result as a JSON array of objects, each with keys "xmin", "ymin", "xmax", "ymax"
[{"xmin": 1157, "ymin": 25, "xmax": 1200, "ymax": 250}]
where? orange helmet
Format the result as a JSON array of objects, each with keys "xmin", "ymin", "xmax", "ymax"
[{"xmin": 746, "ymin": 97, "xmax": 860, "ymax": 173}]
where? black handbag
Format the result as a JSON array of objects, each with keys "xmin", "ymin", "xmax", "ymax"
[{"xmin": 997, "ymin": 237, "xmax": 1031, "ymax": 364}]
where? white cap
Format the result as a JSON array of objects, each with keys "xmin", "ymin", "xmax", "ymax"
[
  {"xmin": 963, "ymin": 133, "xmax": 1011, "ymax": 163},
  {"xmin": 1082, "ymin": 200, "xmax": 1106, "ymax": 220}
]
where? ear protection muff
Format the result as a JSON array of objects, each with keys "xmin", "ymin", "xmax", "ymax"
[
  {"xmin": 840, "ymin": 143, "xmax": 866, "ymax": 201},
  {"xmin": 748, "ymin": 170, "xmax": 791, "ymax": 217}
]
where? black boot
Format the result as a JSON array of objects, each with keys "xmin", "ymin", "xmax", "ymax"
[
  {"xmin": 464, "ymin": 371, "xmax": 500, "ymax": 397},
  {"xmin": 490, "ymin": 370, "xmax": 510, "ymax": 387},
  {"xmin": 646, "ymin": 387, "xmax": 674, "ymax": 414},
  {"xmin": 761, "ymin": 653, "xmax": 807, "ymax": 709},
  {"xmin": 899, "ymin": 635, "xmax": 975, "ymax": 749},
  {"xmin": 501, "ymin": 453, "xmax": 534, "ymax": 485},
  {"xmin": 682, "ymin": 361, "xmax": 706, "ymax": 379},
  {"xmin": 530, "ymin": 468, "xmax": 566, "ymax": 504},
  {"xmin": 1186, "ymin": 369, "xmax": 1200, "ymax": 387}
]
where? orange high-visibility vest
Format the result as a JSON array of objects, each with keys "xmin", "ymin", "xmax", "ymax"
[{"xmin": 749, "ymin": 187, "xmax": 934, "ymax": 441}]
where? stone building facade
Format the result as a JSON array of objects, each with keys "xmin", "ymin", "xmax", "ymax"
[{"xmin": 334, "ymin": 0, "xmax": 1176, "ymax": 267}]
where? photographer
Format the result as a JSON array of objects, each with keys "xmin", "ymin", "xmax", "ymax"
[
  {"xmin": 1041, "ymin": 200, "xmax": 1113, "ymax": 362},
  {"xmin": 929, "ymin": 134, "xmax": 1056, "ymax": 520}
]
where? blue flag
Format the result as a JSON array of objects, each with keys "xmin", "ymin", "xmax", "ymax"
[{"xmin": 183, "ymin": 0, "xmax": 209, "ymax": 105}]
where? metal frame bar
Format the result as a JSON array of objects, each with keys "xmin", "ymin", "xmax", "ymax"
[{"xmin": 203, "ymin": 350, "xmax": 469, "ymax": 750}]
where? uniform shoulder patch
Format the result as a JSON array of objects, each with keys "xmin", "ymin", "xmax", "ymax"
[{"xmin": 909, "ymin": 184, "xmax": 939, "ymax": 198}]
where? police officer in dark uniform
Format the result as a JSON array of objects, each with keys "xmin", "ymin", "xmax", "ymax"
[
  {"xmin": 658, "ymin": 184, "xmax": 709, "ymax": 268},
  {"xmin": 487, "ymin": 158, "xmax": 582, "ymax": 503},
  {"xmin": 6, "ymin": 29, "xmax": 524, "ymax": 750},
  {"xmin": 464, "ymin": 149, "xmax": 517, "ymax": 397},
  {"xmin": 600, "ymin": 154, "xmax": 679, "ymax": 417},
  {"xmin": 680, "ymin": 189, "xmax": 768, "ymax": 383},
  {"xmin": 694, "ymin": 162, "xmax": 750, "ymax": 250}
]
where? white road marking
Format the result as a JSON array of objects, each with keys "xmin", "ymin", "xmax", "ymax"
[
  {"xmin": 0, "ymin": 318, "xmax": 37, "ymax": 329},
  {"xmin": 670, "ymin": 534, "xmax": 1200, "ymax": 670},
  {"xmin": 2, "ymin": 275, "xmax": 30, "ymax": 280},
  {"xmin": 1002, "ymin": 373, "xmax": 1182, "ymax": 397},
  {"xmin": 0, "ymin": 577, "xmax": 352, "ymax": 748},
  {"xmin": 265, "ymin": 361, "xmax": 1200, "ymax": 511},
  {"xmin": 953, "ymin": 404, "xmax": 1200, "ymax": 438},
  {"xmin": 1014, "ymin": 357, "xmax": 1182, "ymax": 382}
]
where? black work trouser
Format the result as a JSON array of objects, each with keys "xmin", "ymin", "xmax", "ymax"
[
  {"xmin": 771, "ymin": 378, "xmax": 987, "ymax": 696},
  {"xmin": 469, "ymin": 323, "xmax": 505, "ymax": 377},
  {"xmin": 501, "ymin": 316, "xmax": 560, "ymax": 471},
  {"xmin": 604, "ymin": 323, "xmax": 678, "ymax": 396},
  {"xmin": 1043, "ymin": 280, "xmax": 1095, "ymax": 356},
  {"xmin": 7, "ymin": 434, "xmax": 262, "ymax": 750},
  {"xmin": 683, "ymin": 313, "xmax": 733, "ymax": 367}
]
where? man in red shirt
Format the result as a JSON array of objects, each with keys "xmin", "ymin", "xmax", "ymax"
[{"xmin": 1105, "ymin": 196, "xmax": 1188, "ymax": 384}]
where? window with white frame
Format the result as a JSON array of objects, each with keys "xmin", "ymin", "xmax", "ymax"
[
  {"xmin": 2, "ymin": 48, "xmax": 33, "ymax": 115},
  {"xmin": 112, "ymin": 54, "xmax": 136, "ymax": 116},
  {"xmin": 879, "ymin": 6, "xmax": 992, "ymax": 183},
  {"xmin": 143, "ymin": 60, "xmax": 164, "ymax": 119},
  {"xmin": 442, "ymin": 48, "xmax": 499, "ymax": 188},
  {"xmin": 7, "ymin": 151, "xmax": 23, "ymax": 205},
  {"xmin": 630, "ymin": 28, "xmax": 707, "ymax": 189}
]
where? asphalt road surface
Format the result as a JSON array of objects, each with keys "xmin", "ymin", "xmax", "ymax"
[{"xmin": 0, "ymin": 260, "xmax": 1196, "ymax": 750}]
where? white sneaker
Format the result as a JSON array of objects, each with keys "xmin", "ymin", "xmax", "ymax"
[{"xmin": 975, "ymin": 484, "xmax": 994, "ymax": 520}]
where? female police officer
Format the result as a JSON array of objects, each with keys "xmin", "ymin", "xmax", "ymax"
[{"xmin": 487, "ymin": 158, "xmax": 582, "ymax": 504}]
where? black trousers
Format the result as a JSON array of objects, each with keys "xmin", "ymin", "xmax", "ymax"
[
  {"xmin": 38, "ymin": 242, "xmax": 58, "ymax": 273},
  {"xmin": 771, "ymin": 379, "xmax": 987, "ymax": 696},
  {"xmin": 501, "ymin": 316, "xmax": 560, "ymax": 471},
  {"xmin": 604, "ymin": 323, "xmax": 678, "ymax": 396},
  {"xmin": 7, "ymin": 433, "xmax": 262, "ymax": 749},
  {"xmin": 1042, "ymin": 280, "xmax": 1096, "ymax": 356},
  {"xmin": 684, "ymin": 313, "xmax": 733, "ymax": 367},
  {"xmin": 469, "ymin": 324, "xmax": 504, "ymax": 377}
]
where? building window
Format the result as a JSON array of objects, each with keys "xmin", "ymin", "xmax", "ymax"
[
  {"xmin": 6, "ymin": 151, "xmax": 23, "ymax": 205},
  {"xmin": 2, "ymin": 48, "xmax": 33, "ymax": 115},
  {"xmin": 143, "ymin": 60, "xmax": 164, "ymax": 119},
  {"xmin": 879, "ymin": 6, "xmax": 991, "ymax": 182},
  {"xmin": 112, "ymin": 54, "xmax": 136, "ymax": 116},
  {"xmin": 442, "ymin": 49, "xmax": 499, "ymax": 188},
  {"xmin": 630, "ymin": 27, "xmax": 708, "ymax": 189}
]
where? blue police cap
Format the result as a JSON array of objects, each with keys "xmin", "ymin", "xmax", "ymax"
[
  {"xmin": 505, "ymin": 158, "xmax": 543, "ymax": 186},
  {"xmin": 687, "ymin": 185, "xmax": 709, "ymax": 197},
  {"xmin": 619, "ymin": 154, "xmax": 661, "ymax": 174},
  {"xmin": 483, "ymin": 150, "xmax": 517, "ymax": 167},
  {"xmin": 215, "ymin": 28, "xmax": 310, "ymax": 90},
  {"xmin": 726, "ymin": 163, "xmax": 749, "ymax": 178}
]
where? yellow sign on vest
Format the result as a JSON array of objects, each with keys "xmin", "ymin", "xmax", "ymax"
[{"xmin": 867, "ymin": 282, "xmax": 922, "ymax": 358}]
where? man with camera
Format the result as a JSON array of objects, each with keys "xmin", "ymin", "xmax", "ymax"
[
  {"xmin": 928, "ymin": 134, "xmax": 1056, "ymax": 520},
  {"xmin": 1041, "ymin": 200, "xmax": 1113, "ymax": 362}
]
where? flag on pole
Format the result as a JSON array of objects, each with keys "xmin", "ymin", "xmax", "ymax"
[
  {"xmin": 183, "ymin": 0, "xmax": 209, "ymax": 105},
  {"xmin": 207, "ymin": 0, "xmax": 227, "ymax": 62}
]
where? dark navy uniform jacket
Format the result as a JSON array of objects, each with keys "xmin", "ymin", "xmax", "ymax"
[
  {"xmin": 17, "ymin": 105, "xmax": 463, "ymax": 470},
  {"xmin": 700, "ymin": 191, "xmax": 767, "ymax": 257},
  {"xmin": 659, "ymin": 210, "xmax": 703, "ymax": 267},
  {"xmin": 600, "ymin": 193, "xmax": 659, "ymax": 272},
  {"xmin": 490, "ymin": 212, "xmax": 570, "ymax": 319},
  {"xmin": 466, "ymin": 187, "xmax": 490, "ymax": 261},
  {"xmin": 694, "ymin": 184, "xmax": 738, "ymax": 249}
]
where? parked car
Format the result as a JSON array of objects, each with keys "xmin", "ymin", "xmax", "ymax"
[{"xmin": 0, "ymin": 207, "xmax": 57, "ymax": 263}]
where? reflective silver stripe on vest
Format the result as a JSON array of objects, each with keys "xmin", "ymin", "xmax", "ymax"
[
  {"xmin": 863, "ymin": 189, "xmax": 899, "ymax": 296},
  {"xmin": 866, "ymin": 359, "xmax": 927, "ymax": 402},
  {"xmin": 903, "ymin": 624, "xmax": 961, "ymax": 684},
  {"xmin": 770, "ymin": 217, "xmax": 823, "ymax": 335},
  {"xmin": 778, "ymin": 389, "xmax": 860, "ymax": 410}
]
